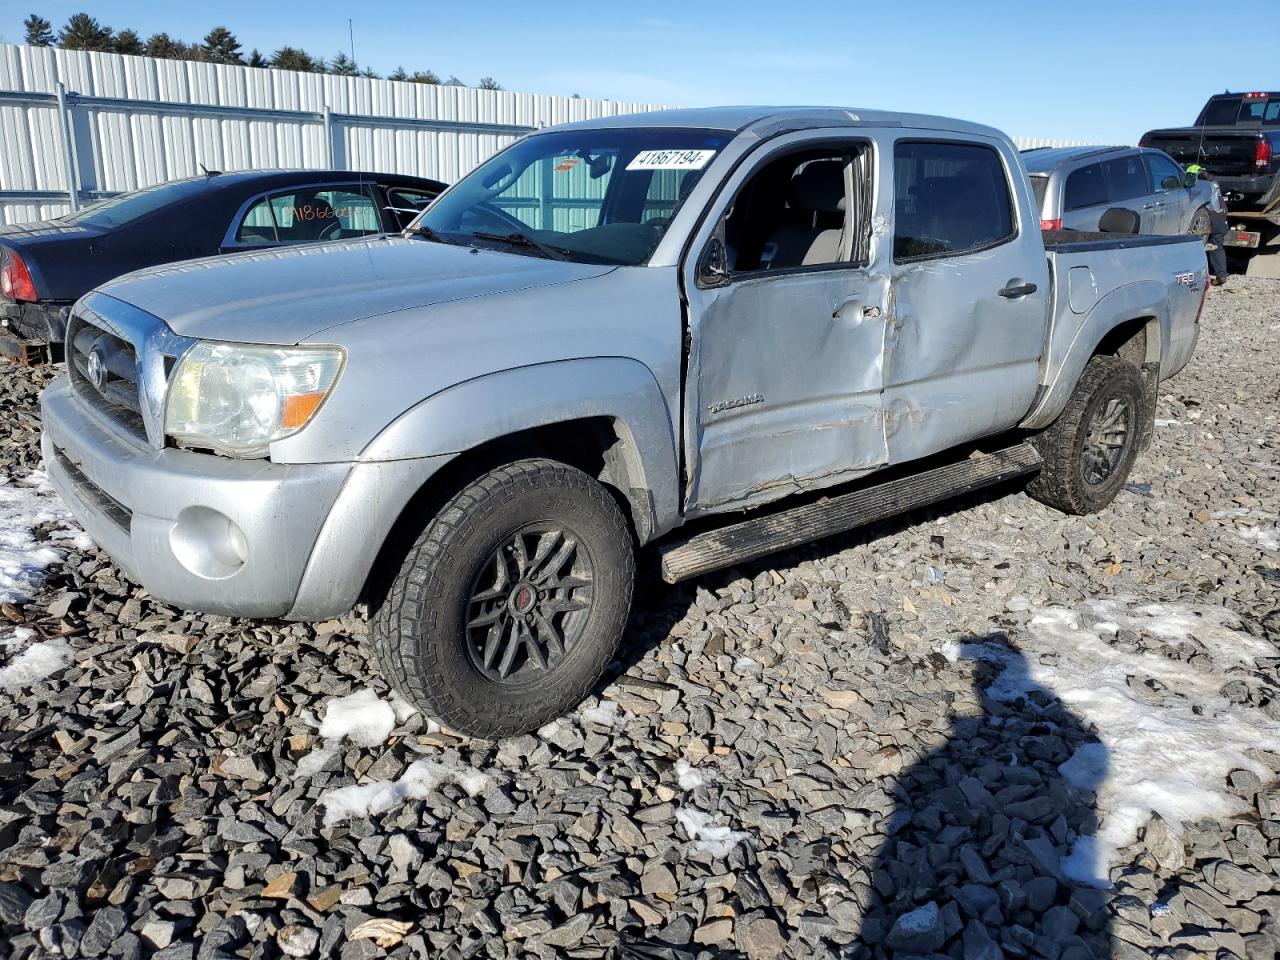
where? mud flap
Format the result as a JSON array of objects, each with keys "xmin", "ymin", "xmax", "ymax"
[{"xmin": 1138, "ymin": 361, "xmax": 1159, "ymax": 451}]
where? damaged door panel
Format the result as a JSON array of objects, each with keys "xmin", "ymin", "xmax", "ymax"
[
  {"xmin": 681, "ymin": 135, "xmax": 888, "ymax": 511},
  {"xmin": 882, "ymin": 138, "xmax": 1050, "ymax": 463}
]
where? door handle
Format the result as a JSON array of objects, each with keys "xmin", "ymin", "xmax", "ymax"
[{"xmin": 998, "ymin": 280, "xmax": 1037, "ymax": 299}]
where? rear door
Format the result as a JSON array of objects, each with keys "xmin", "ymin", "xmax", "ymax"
[
  {"xmin": 1059, "ymin": 162, "xmax": 1110, "ymax": 230},
  {"xmin": 885, "ymin": 137, "xmax": 1049, "ymax": 462},
  {"xmin": 1098, "ymin": 153, "xmax": 1151, "ymax": 230}
]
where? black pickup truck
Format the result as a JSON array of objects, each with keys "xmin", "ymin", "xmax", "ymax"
[{"xmin": 1141, "ymin": 92, "xmax": 1280, "ymax": 257}]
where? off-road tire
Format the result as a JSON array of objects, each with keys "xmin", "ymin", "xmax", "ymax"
[
  {"xmin": 1027, "ymin": 354, "xmax": 1146, "ymax": 515},
  {"xmin": 371, "ymin": 458, "xmax": 635, "ymax": 738}
]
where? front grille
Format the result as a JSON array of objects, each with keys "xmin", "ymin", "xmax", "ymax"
[
  {"xmin": 51, "ymin": 445, "xmax": 132, "ymax": 532},
  {"xmin": 67, "ymin": 313, "xmax": 147, "ymax": 441}
]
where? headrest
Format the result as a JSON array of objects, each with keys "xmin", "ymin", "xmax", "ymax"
[{"xmin": 792, "ymin": 161, "xmax": 846, "ymax": 213}]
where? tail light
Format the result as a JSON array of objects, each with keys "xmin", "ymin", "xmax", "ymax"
[
  {"xmin": 1256, "ymin": 139, "xmax": 1272, "ymax": 169},
  {"xmin": 1138, "ymin": 136, "xmax": 1151, "ymax": 149},
  {"xmin": 0, "ymin": 250, "xmax": 37, "ymax": 302},
  {"xmin": 1040, "ymin": 218, "xmax": 1062, "ymax": 231}
]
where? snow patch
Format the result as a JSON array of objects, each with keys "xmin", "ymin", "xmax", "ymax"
[
  {"xmin": 676, "ymin": 807, "xmax": 748, "ymax": 858},
  {"xmin": 0, "ymin": 471, "xmax": 78, "ymax": 605},
  {"xmin": 581, "ymin": 700, "xmax": 620, "ymax": 727},
  {"xmin": 293, "ymin": 743, "xmax": 339, "ymax": 780},
  {"xmin": 0, "ymin": 638, "xmax": 72, "ymax": 691},
  {"xmin": 318, "ymin": 688, "xmax": 397, "ymax": 747},
  {"xmin": 1235, "ymin": 526, "xmax": 1279, "ymax": 552},
  {"xmin": 320, "ymin": 757, "xmax": 495, "ymax": 826},
  {"xmin": 389, "ymin": 694, "xmax": 419, "ymax": 724},
  {"xmin": 674, "ymin": 759, "xmax": 705, "ymax": 790},
  {"xmin": 964, "ymin": 598, "xmax": 1280, "ymax": 887}
]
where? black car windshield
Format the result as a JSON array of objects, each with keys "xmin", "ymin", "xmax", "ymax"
[
  {"xmin": 57, "ymin": 178, "xmax": 210, "ymax": 229},
  {"xmin": 416, "ymin": 128, "xmax": 731, "ymax": 265}
]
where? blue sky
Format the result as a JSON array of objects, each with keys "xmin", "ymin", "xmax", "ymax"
[{"xmin": 3, "ymin": 1, "xmax": 1274, "ymax": 144}]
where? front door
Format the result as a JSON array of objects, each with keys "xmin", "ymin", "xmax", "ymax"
[
  {"xmin": 1142, "ymin": 151, "xmax": 1190, "ymax": 234},
  {"xmin": 682, "ymin": 137, "xmax": 888, "ymax": 511},
  {"xmin": 885, "ymin": 138, "xmax": 1050, "ymax": 462}
]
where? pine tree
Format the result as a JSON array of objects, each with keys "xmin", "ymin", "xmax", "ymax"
[
  {"xmin": 409, "ymin": 70, "xmax": 440, "ymax": 85},
  {"xmin": 248, "ymin": 49, "xmax": 267, "ymax": 68},
  {"xmin": 58, "ymin": 13, "xmax": 114, "ymax": 51},
  {"xmin": 24, "ymin": 14, "xmax": 54, "ymax": 46},
  {"xmin": 271, "ymin": 47, "xmax": 321, "ymax": 72},
  {"xmin": 329, "ymin": 52, "xmax": 357, "ymax": 76},
  {"xmin": 389, "ymin": 66, "xmax": 408, "ymax": 81},
  {"xmin": 113, "ymin": 29, "xmax": 143, "ymax": 56},
  {"xmin": 202, "ymin": 27, "xmax": 244, "ymax": 65},
  {"xmin": 477, "ymin": 77, "xmax": 501, "ymax": 90},
  {"xmin": 144, "ymin": 33, "xmax": 183, "ymax": 60}
]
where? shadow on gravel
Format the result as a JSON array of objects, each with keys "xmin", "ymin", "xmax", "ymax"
[{"xmin": 862, "ymin": 638, "xmax": 1114, "ymax": 958}]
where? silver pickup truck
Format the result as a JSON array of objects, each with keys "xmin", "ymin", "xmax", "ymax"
[{"xmin": 42, "ymin": 107, "xmax": 1208, "ymax": 737}]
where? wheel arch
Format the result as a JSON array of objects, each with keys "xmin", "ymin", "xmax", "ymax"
[{"xmin": 1022, "ymin": 280, "xmax": 1167, "ymax": 430}]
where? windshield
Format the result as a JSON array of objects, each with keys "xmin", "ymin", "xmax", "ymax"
[
  {"xmin": 1196, "ymin": 96, "xmax": 1280, "ymax": 127},
  {"xmin": 57, "ymin": 178, "xmax": 210, "ymax": 229},
  {"xmin": 416, "ymin": 128, "xmax": 731, "ymax": 265}
]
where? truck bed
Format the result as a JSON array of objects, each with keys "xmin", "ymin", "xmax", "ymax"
[{"xmin": 1041, "ymin": 230, "xmax": 1202, "ymax": 252}]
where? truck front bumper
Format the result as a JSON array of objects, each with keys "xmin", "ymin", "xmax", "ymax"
[{"xmin": 42, "ymin": 376, "xmax": 449, "ymax": 620}]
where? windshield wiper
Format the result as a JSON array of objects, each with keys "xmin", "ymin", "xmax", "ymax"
[
  {"xmin": 469, "ymin": 230, "xmax": 573, "ymax": 261},
  {"xmin": 404, "ymin": 224, "xmax": 454, "ymax": 244}
]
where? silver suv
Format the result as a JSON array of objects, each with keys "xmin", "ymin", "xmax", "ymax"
[{"xmin": 1024, "ymin": 145, "xmax": 1213, "ymax": 236}]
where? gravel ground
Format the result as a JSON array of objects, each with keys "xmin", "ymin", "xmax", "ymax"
[{"xmin": 0, "ymin": 276, "xmax": 1278, "ymax": 960}]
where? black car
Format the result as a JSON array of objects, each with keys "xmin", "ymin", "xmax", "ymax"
[{"xmin": 0, "ymin": 169, "xmax": 446, "ymax": 352}]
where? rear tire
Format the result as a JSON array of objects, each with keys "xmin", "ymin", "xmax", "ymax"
[
  {"xmin": 1027, "ymin": 355, "xmax": 1145, "ymax": 515},
  {"xmin": 371, "ymin": 458, "xmax": 635, "ymax": 738}
]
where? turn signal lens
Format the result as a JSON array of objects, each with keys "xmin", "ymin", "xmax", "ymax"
[{"xmin": 1040, "ymin": 219, "xmax": 1062, "ymax": 231}]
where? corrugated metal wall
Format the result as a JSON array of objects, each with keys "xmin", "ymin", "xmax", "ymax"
[
  {"xmin": 0, "ymin": 42, "xmax": 1085, "ymax": 225},
  {"xmin": 0, "ymin": 42, "xmax": 663, "ymax": 224}
]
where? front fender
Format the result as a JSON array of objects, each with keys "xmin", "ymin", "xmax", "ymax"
[
  {"xmin": 360, "ymin": 357, "xmax": 681, "ymax": 541},
  {"xmin": 1022, "ymin": 280, "xmax": 1168, "ymax": 429}
]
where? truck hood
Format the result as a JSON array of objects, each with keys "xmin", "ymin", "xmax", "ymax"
[{"xmin": 96, "ymin": 236, "xmax": 616, "ymax": 344}]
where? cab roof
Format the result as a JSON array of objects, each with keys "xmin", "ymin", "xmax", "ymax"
[{"xmin": 548, "ymin": 106, "xmax": 1007, "ymax": 141}]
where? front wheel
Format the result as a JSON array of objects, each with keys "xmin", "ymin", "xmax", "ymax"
[
  {"xmin": 371, "ymin": 459, "xmax": 635, "ymax": 738},
  {"xmin": 1189, "ymin": 206, "xmax": 1211, "ymax": 239},
  {"xmin": 1027, "ymin": 355, "xmax": 1146, "ymax": 515}
]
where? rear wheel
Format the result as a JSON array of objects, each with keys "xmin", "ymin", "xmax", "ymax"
[
  {"xmin": 1028, "ymin": 355, "xmax": 1145, "ymax": 515},
  {"xmin": 371, "ymin": 458, "xmax": 635, "ymax": 738}
]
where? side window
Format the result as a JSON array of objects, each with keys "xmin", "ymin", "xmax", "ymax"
[
  {"xmin": 893, "ymin": 141, "xmax": 1014, "ymax": 261},
  {"xmin": 1145, "ymin": 153, "xmax": 1184, "ymax": 193},
  {"xmin": 719, "ymin": 145, "xmax": 862, "ymax": 274},
  {"xmin": 1063, "ymin": 164, "xmax": 1107, "ymax": 210},
  {"xmin": 233, "ymin": 185, "xmax": 380, "ymax": 246},
  {"xmin": 313, "ymin": 188, "xmax": 381, "ymax": 236},
  {"xmin": 386, "ymin": 188, "xmax": 437, "ymax": 230},
  {"xmin": 234, "ymin": 196, "xmax": 279, "ymax": 244},
  {"xmin": 1101, "ymin": 155, "xmax": 1149, "ymax": 201}
]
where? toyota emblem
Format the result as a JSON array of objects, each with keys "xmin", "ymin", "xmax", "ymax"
[{"xmin": 86, "ymin": 347, "xmax": 106, "ymax": 391}]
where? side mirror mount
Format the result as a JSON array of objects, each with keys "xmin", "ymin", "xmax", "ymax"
[
  {"xmin": 1183, "ymin": 171, "xmax": 1198, "ymax": 188},
  {"xmin": 698, "ymin": 237, "xmax": 729, "ymax": 287}
]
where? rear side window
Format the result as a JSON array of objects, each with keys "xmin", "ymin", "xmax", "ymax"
[
  {"xmin": 1101, "ymin": 155, "xmax": 1149, "ymax": 201},
  {"xmin": 1029, "ymin": 175, "xmax": 1049, "ymax": 211},
  {"xmin": 893, "ymin": 141, "xmax": 1015, "ymax": 261},
  {"xmin": 1063, "ymin": 164, "xmax": 1107, "ymax": 210},
  {"xmin": 385, "ymin": 187, "xmax": 438, "ymax": 230},
  {"xmin": 234, "ymin": 185, "xmax": 381, "ymax": 245}
]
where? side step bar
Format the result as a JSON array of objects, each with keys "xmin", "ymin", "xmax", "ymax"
[{"xmin": 658, "ymin": 443, "xmax": 1042, "ymax": 584}]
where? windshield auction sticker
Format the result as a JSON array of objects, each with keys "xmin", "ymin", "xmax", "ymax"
[{"xmin": 626, "ymin": 149, "xmax": 717, "ymax": 171}]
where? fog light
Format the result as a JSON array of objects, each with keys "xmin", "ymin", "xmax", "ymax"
[{"xmin": 169, "ymin": 507, "xmax": 248, "ymax": 580}]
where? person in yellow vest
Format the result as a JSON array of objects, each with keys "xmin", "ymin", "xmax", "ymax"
[{"xmin": 1187, "ymin": 164, "xmax": 1229, "ymax": 286}]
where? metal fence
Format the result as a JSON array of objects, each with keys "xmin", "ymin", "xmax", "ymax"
[{"xmin": 0, "ymin": 42, "xmax": 1084, "ymax": 225}]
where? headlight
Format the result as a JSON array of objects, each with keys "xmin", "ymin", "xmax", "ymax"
[{"xmin": 165, "ymin": 342, "xmax": 344, "ymax": 457}]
